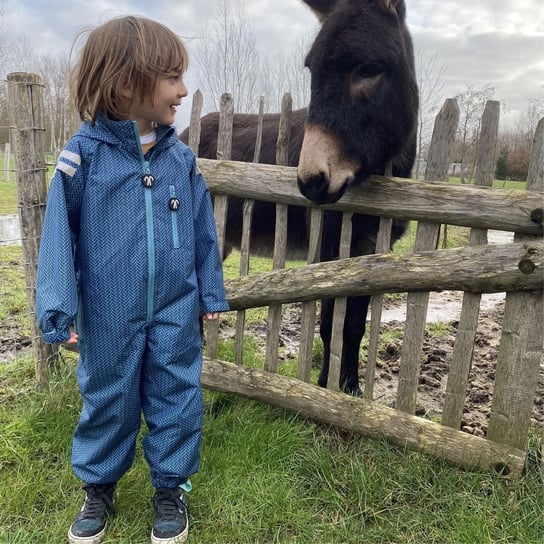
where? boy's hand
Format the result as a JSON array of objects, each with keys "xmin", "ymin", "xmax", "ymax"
[
  {"xmin": 203, "ymin": 312, "xmax": 219, "ymax": 321},
  {"xmin": 64, "ymin": 331, "xmax": 79, "ymax": 344}
]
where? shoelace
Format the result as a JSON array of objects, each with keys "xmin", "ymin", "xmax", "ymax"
[
  {"xmin": 154, "ymin": 490, "xmax": 187, "ymax": 521},
  {"xmin": 80, "ymin": 486, "xmax": 114, "ymax": 519}
]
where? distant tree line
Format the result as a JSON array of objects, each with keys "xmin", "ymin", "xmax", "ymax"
[{"xmin": 0, "ymin": 0, "xmax": 541, "ymax": 182}]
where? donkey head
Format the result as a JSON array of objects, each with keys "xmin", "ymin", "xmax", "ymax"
[{"xmin": 297, "ymin": 0, "xmax": 418, "ymax": 204}]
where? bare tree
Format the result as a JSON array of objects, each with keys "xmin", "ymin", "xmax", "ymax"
[
  {"xmin": 40, "ymin": 53, "xmax": 76, "ymax": 152},
  {"xmin": 195, "ymin": 0, "xmax": 261, "ymax": 113},
  {"xmin": 414, "ymin": 50, "xmax": 446, "ymax": 179},
  {"xmin": 7, "ymin": 35, "xmax": 39, "ymax": 73},
  {"xmin": 497, "ymin": 97, "xmax": 544, "ymax": 182},
  {"xmin": 454, "ymin": 83, "xmax": 495, "ymax": 183}
]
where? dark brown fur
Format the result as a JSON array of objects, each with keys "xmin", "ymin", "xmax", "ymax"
[{"xmin": 180, "ymin": 0, "xmax": 418, "ymax": 394}]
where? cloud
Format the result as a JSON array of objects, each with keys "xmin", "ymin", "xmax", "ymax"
[{"xmin": 3, "ymin": 0, "xmax": 543, "ymax": 130}]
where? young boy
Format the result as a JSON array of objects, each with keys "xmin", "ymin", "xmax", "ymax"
[{"xmin": 36, "ymin": 15, "xmax": 229, "ymax": 544}]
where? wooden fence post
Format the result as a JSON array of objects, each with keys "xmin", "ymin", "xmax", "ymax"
[
  {"xmin": 7, "ymin": 72, "xmax": 57, "ymax": 387},
  {"xmin": 396, "ymin": 98, "xmax": 459, "ymax": 413},
  {"xmin": 487, "ymin": 117, "xmax": 544, "ymax": 452}
]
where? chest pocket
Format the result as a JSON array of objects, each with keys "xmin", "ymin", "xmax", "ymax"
[{"xmin": 169, "ymin": 185, "xmax": 180, "ymax": 249}]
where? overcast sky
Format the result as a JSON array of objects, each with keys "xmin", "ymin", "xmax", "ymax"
[{"xmin": 3, "ymin": 0, "xmax": 543, "ymax": 131}]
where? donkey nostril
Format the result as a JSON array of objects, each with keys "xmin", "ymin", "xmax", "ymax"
[{"xmin": 297, "ymin": 171, "xmax": 329, "ymax": 202}]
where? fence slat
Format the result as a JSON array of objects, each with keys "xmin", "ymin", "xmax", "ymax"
[
  {"xmin": 264, "ymin": 93, "xmax": 291, "ymax": 372},
  {"xmin": 442, "ymin": 100, "xmax": 500, "ymax": 429},
  {"xmin": 234, "ymin": 199, "xmax": 254, "ymax": 364},
  {"xmin": 188, "ymin": 89, "xmax": 203, "ymax": 155},
  {"xmin": 365, "ymin": 161, "xmax": 394, "ymax": 400},
  {"xmin": 206, "ymin": 93, "xmax": 234, "ymax": 359},
  {"xmin": 487, "ymin": 117, "xmax": 544, "ymax": 449},
  {"xmin": 327, "ymin": 212, "xmax": 352, "ymax": 391},
  {"xmin": 297, "ymin": 207, "xmax": 323, "ymax": 383},
  {"xmin": 234, "ymin": 97, "xmax": 265, "ymax": 364},
  {"xmin": 396, "ymin": 98, "xmax": 460, "ymax": 413}
]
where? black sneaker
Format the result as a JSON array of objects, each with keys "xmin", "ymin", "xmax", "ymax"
[
  {"xmin": 151, "ymin": 487, "xmax": 189, "ymax": 544},
  {"xmin": 68, "ymin": 483, "xmax": 116, "ymax": 544}
]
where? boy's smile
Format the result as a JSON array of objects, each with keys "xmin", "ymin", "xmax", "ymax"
[{"xmin": 128, "ymin": 74, "xmax": 188, "ymax": 134}]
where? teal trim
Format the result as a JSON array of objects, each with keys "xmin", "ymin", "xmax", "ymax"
[
  {"xmin": 169, "ymin": 185, "xmax": 180, "ymax": 248},
  {"xmin": 144, "ymin": 160, "xmax": 155, "ymax": 323}
]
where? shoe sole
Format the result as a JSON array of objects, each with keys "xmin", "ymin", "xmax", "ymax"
[
  {"xmin": 68, "ymin": 524, "xmax": 106, "ymax": 544},
  {"xmin": 150, "ymin": 524, "xmax": 189, "ymax": 544}
]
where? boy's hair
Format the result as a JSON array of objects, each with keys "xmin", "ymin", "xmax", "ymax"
[{"xmin": 70, "ymin": 16, "xmax": 189, "ymax": 123}]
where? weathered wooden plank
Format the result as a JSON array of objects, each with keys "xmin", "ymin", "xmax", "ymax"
[
  {"xmin": 327, "ymin": 212, "xmax": 352, "ymax": 391},
  {"xmin": 397, "ymin": 98, "xmax": 460, "ymax": 414},
  {"xmin": 252, "ymin": 96, "xmax": 265, "ymax": 163},
  {"xmin": 224, "ymin": 241, "xmax": 544, "ymax": 309},
  {"xmin": 234, "ymin": 199, "xmax": 254, "ymax": 365},
  {"xmin": 199, "ymin": 159, "xmax": 543, "ymax": 235},
  {"xmin": 487, "ymin": 117, "xmax": 544, "ymax": 449},
  {"xmin": 442, "ymin": 100, "xmax": 500, "ymax": 429},
  {"xmin": 234, "ymin": 98, "xmax": 265, "ymax": 365},
  {"xmin": 187, "ymin": 89, "xmax": 203, "ymax": 155},
  {"xmin": 264, "ymin": 94, "xmax": 291, "ymax": 373},
  {"xmin": 365, "ymin": 216, "xmax": 393, "ymax": 400},
  {"xmin": 206, "ymin": 93, "xmax": 233, "ymax": 360},
  {"xmin": 297, "ymin": 208, "xmax": 323, "ymax": 383},
  {"xmin": 201, "ymin": 357, "xmax": 526, "ymax": 477},
  {"xmin": 7, "ymin": 72, "xmax": 58, "ymax": 386}
]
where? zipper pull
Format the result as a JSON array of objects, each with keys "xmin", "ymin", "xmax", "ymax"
[{"xmin": 141, "ymin": 161, "xmax": 155, "ymax": 188}]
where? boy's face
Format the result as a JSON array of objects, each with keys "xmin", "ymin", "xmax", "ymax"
[{"xmin": 128, "ymin": 74, "xmax": 188, "ymax": 134}]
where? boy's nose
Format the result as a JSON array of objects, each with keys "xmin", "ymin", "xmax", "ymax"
[{"xmin": 179, "ymin": 81, "xmax": 188, "ymax": 98}]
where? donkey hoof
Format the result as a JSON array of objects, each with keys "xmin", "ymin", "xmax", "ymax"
[{"xmin": 342, "ymin": 383, "xmax": 363, "ymax": 397}]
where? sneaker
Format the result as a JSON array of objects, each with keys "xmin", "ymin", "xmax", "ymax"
[
  {"xmin": 151, "ymin": 487, "xmax": 189, "ymax": 544},
  {"xmin": 68, "ymin": 483, "xmax": 116, "ymax": 544}
]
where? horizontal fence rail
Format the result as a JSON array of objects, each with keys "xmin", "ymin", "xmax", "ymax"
[{"xmin": 198, "ymin": 158, "xmax": 544, "ymax": 235}]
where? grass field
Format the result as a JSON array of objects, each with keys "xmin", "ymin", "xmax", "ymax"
[
  {"xmin": 1, "ymin": 168, "xmax": 541, "ymax": 543},
  {"xmin": 1, "ymin": 354, "xmax": 542, "ymax": 544}
]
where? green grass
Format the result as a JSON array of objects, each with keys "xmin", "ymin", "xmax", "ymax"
[
  {"xmin": 0, "ymin": 247, "xmax": 31, "ymax": 340},
  {"xmin": 0, "ymin": 355, "xmax": 542, "ymax": 544},
  {"xmin": 1, "ymin": 175, "xmax": 541, "ymax": 543},
  {"xmin": 448, "ymin": 177, "xmax": 526, "ymax": 191}
]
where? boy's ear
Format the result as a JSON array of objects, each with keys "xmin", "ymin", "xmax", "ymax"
[{"xmin": 120, "ymin": 88, "xmax": 133, "ymax": 99}]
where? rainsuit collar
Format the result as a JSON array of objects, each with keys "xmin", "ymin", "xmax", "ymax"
[{"xmin": 80, "ymin": 113, "xmax": 177, "ymax": 155}]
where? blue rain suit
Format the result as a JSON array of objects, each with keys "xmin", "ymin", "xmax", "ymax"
[{"xmin": 36, "ymin": 114, "xmax": 229, "ymax": 488}]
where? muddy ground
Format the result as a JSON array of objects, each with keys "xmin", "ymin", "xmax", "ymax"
[
  {"xmin": 3, "ymin": 289, "xmax": 542, "ymax": 438},
  {"xmin": 232, "ymin": 291, "xmax": 543, "ymax": 438}
]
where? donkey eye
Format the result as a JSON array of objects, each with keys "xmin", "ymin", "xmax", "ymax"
[{"xmin": 350, "ymin": 66, "xmax": 384, "ymax": 97}]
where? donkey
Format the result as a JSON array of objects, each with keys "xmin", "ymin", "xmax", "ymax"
[{"xmin": 180, "ymin": 0, "xmax": 418, "ymax": 395}]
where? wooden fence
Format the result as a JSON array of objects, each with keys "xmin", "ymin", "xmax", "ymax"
[
  {"xmin": 7, "ymin": 73, "xmax": 544, "ymax": 477},
  {"xmin": 188, "ymin": 91, "xmax": 543, "ymax": 478}
]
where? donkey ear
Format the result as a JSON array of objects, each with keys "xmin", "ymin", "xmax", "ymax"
[
  {"xmin": 301, "ymin": 0, "xmax": 337, "ymax": 23},
  {"xmin": 378, "ymin": 0, "xmax": 407, "ymax": 20}
]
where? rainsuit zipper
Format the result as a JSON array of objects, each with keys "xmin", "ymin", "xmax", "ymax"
[
  {"xmin": 169, "ymin": 185, "xmax": 180, "ymax": 249},
  {"xmin": 134, "ymin": 122, "xmax": 156, "ymax": 324},
  {"xmin": 143, "ymin": 159, "xmax": 155, "ymax": 324}
]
